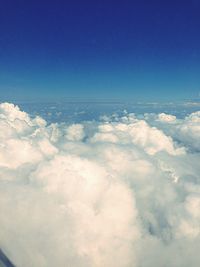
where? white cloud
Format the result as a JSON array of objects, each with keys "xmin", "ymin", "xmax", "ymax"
[
  {"xmin": 157, "ymin": 113, "xmax": 176, "ymax": 123},
  {"xmin": 65, "ymin": 124, "xmax": 85, "ymax": 141},
  {"xmin": 0, "ymin": 103, "xmax": 200, "ymax": 267}
]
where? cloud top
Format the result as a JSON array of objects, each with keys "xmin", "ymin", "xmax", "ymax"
[{"xmin": 0, "ymin": 103, "xmax": 200, "ymax": 267}]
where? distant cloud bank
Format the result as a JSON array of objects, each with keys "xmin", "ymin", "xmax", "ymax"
[{"xmin": 0, "ymin": 103, "xmax": 200, "ymax": 267}]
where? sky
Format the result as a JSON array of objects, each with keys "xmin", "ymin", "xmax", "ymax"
[{"xmin": 0, "ymin": 0, "xmax": 200, "ymax": 102}]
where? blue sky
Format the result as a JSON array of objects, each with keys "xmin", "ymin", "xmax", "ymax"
[{"xmin": 0, "ymin": 0, "xmax": 200, "ymax": 102}]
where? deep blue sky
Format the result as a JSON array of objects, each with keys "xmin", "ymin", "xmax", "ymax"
[{"xmin": 0, "ymin": 0, "xmax": 200, "ymax": 102}]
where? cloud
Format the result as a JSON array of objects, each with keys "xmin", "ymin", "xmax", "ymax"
[{"xmin": 0, "ymin": 103, "xmax": 200, "ymax": 267}]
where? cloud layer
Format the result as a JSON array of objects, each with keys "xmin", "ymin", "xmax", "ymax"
[{"xmin": 0, "ymin": 103, "xmax": 200, "ymax": 267}]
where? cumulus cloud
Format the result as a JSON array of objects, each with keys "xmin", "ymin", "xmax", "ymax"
[{"xmin": 0, "ymin": 103, "xmax": 200, "ymax": 267}]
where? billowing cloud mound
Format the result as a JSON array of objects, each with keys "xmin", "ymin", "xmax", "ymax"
[{"xmin": 0, "ymin": 103, "xmax": 200, "ymax": 267}]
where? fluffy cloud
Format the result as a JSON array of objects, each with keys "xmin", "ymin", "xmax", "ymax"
[{"xmin": 0, "ymin": 103, "xmax": 200, "ymax": 267}]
